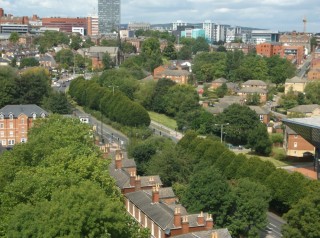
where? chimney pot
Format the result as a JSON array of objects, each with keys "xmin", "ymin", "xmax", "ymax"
[
  {"xmin": 130, "ymin": 171, "xmax": 136, "ymax": 187},
  {"xmin": 197, "ymin": 211, "xmax": 205, "ymax": 225},
  {"xmin": 182, "ymin": 215, "xmax": 189, "ymax": 234}
]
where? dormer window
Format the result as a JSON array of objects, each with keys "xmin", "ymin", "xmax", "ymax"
[
  {"xmin": 41, "ymin": 113, "xmax": 46, "ymax": 118},
  {"xmin": 0, "ymin": 114, "xmax": 3, "ymax": 120},
  {"xmin": 32, "ymin": 113, "xmax": 36, "ymax": 120},
  {"xmin": 9, "ymin": 113, "xmax": 13, "ymax": 120}
]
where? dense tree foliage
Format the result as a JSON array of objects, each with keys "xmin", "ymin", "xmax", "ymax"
[
  {"xmin": 214, "ymin": 104, "xmax": 261, "ymax": 145},
  {"xmin": 140, "ymin": 38, "xmax": 163, "ymax": 72},
  {"xmin": 9, "ymin": 32, "xmax": 19, "ymax": 44},
  {"xmin": 135, "ymin": 29, "xmax": 176, "ymax": 42},
  {"xmin": 191, "ymin": 51, "xmax": 295, "ymax": 83},
  {"xmin": 69, "ymin": 77, "xmax": 150, "ymax": 127},
  {"xmin": 163, "ymin": 42, "xmax": 177, "ymax": 60},
  {"xmin": 98, "ymin": 68, "xmax": 139, "ymax": 100},
  {"xmin": 42, "ymin": 91, "xmax": 71, "ymax": 114},
  {"xmin": 0, "ymin": 66, "xmax": 19, "ymax": 108},
  {"xmin": 0, "ymin": 116, "xmax": 148, "ymax": 237},
  {"xmin": 19, "ymin": 57, "xmax": 40, "ymax": 69},
  {"xmin": 304, "ymin": 80, "xmax": 320, "ymax": 104},
  {"xmin": 247, "ymin": 123, "xmax": 272, "ymax": 155},
  {"xmin": 55, "ymin": 48, "xmax": 74, "ymax": 69},
  {"xmin": 33, "ymin": 31, "xmax": 69, "ymax": 53}
]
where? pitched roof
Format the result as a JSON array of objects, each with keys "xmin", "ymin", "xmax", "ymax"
[
  {"xmin": 125, "ymin": 190, "xmax": 178, "ymax": 230},
  {"xmin": 172, "ymin": 229, "xmax": 232, "ymax": 238},
  {"xmin": 88, "ymin": 46, "xmax": 119, "ymax": 54},
  {"xmin": 288, "ymin": 104, "xmax": 320, "ymax": 113},
  {"xmin": 213, "ymin": 78, "xmax": 227, "ymax": 83},
  {"xmin": 145, "ymin": 187, "xmax": 176, "ymax": 199},
  {"xmin": 285, "ymin": 76, "xmax": 307, "ymax": 83},
  {"xmin": 238, "ymin": 87, "xmax": 267, "ymax": 94},
  {"xmin": 242, "ymin": 80, "xmax": 267, "ymax": 86},
  {"xmin": 162, "ymin": 69, "xmax": 191, "ymax": 77},
  {"xmin": 249, "ymin": 106, "xmax": 269, "ymax": 115},
  {"xmin": 0, "ymin": 104, "xmax": 48, "ymax": 118}
]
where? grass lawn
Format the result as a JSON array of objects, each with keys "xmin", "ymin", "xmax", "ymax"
[
  {"xmin": 148, "ymin": 111, "xmax": 177, "ymax": 130},
  {"xmin": 236, "ymin": 147, "xmax": 290, "ymax": 168}
]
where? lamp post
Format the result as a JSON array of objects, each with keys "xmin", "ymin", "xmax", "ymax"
[
  {"xmin": 108, "ymin": 85, "xmax": 119, "ymax": 96},
  {"xmin": 215, "ymin": 123, "xmax": 229, "ymax": 143}
]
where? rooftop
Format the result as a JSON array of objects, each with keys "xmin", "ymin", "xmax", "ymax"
[
  {"xmin": 288, "ymin": 104, "xmax": 320, "ymax": 113},
  {"xmin": 0, "ymin": 104, "xmax": 48, "ymax": 118}
]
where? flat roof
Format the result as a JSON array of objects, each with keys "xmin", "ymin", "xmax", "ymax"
[{"xmin": 283, "ymin": 117, "xmax": 320, "ymax": 148}]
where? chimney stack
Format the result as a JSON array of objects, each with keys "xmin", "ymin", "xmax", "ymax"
[
  {"xmin": 205, "ymin": 214, "xmax": 214, "ymax": 230},
  {"xmin": 152, "ymin": 184, "xmax": 160, "ymax": 203},
  {"xmin": 115, "ymin": 149, "xmax": 122, "ymax": 169},
  {"xmin": 135, "ymin": 175, "xmax": 141, "ymax": 191},
  {"xmin": 130, "ymin": 171, "xmax": 136, "ymax": 187},
  {"xmin": 174, "ymin": 207, "xmax": 182, "ymax": 227},
  {"xmin": 181, "ymin": 216, "xmax": 189, "ymax": 234},
  {"xmin": 197, "ymin": 211, "xmax": 204, "ymax": 226}
]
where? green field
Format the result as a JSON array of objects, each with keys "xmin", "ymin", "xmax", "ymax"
[{"xmin": 148, "ymin": 111, "xmax": 177, "ymax": 130}]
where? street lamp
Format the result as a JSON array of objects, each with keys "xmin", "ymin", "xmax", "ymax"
[
  {"xmin": 108, "ymin": 85, "xmax": 119, "ymax": 96},
  {"xmin": 215, "ymin": 123, "xmax": 229, "ymax": 143}
]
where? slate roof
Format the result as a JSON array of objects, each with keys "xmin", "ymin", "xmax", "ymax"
[
  {"xmin": 161, "ymin": 69, "xmax": 191, "ymax": 77},
  {"xmin": 285, "ymin": 126, "xmax": 298, "ymax": 135},
  {"xmin": 172, "ymin": 229, "xmax": 232, "ymax": 238},
  {"xmin": 249, "ymin": 106, "xmax": 269, "ymax": 115},
  {"xmin": 238, "ymin": 87, "xmax": 267, "ymax": 94},
  {"xmin": 213, "ymin": 78, "xmax": 227, "ymax": 83},
  {"xmin": 285, "ymin": 76, "xmax": 307, "ymax": 83},
  {"xmin": 288, "ymin": 104, "xmax": 320, "ymax": 113},
  {"xmin": 242, "ymin": 80, "xmax": 267, "ymax": 86},
  {"xmin": 0, "ymin": 104, "xmax": 48, "ymax": 118},
  {"xmin": 88, "ymin": 46, "xmax": 119, "ymax": 54},
  {"xmin": 125, "ymin": 190, "xmax": 177, "ymax": 230},
  {"xmin": 108, "ymin": 167, "xmax": 131, "ymax": 189},
  {"xmin": 145, "ymin": 187, "xmax": 176, "ymax": 199}
]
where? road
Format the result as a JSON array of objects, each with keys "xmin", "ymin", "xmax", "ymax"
[
  {"xmin": 261, "ymin": 212, "xmax": 286, "ymax": 238},
  {"xmin": 297, "ymin": 55, "xmax": 312, "ymax": 78},
  {"xmin": 149, "ymin": 121, "xmax": 183, "ymax": 143}
]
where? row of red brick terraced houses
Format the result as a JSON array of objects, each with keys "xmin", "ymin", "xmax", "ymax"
[{"xmin": 99, "ymin": 144, "xmax": 232, "ymax": 238}]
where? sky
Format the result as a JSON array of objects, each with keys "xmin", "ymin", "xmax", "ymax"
[{"xmin": 1, "ymin": 0, "xmax": 320, "ymax": 32}]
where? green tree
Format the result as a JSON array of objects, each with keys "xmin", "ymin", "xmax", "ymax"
[
  {"xmin": 141, "ymin": 38, "xmax": 163, "ymax": 72},
  {"xmin": 282, "ymin": 193, "xmax": 320, "ymax": 238},
  {"xmin": 55, "ymin": 49, "xmax": 74, "ymax": 69},
  {"xmin": 42, "ymin": 91, "xmax": 71, "ymax": 114},
  {"xmin": 246, "ymin": 93, "xmax": 260, "ymax": 105},
  {"xmin": 304, "ymin": 80, "xmax": 320, "ymax": 104},
  {"xmin": 163, "ymin": 42, "xmax": 177, "ymax": 60},
  {"xmin": 9, "ymin": 32, "xmax": 19, "ymax": 44},
  {"xmin": 102, "ymin": 52, "xmax": 114, "ymax": 70},
  {"xmin": 235, "ymin": 55, "xmax": 269, "ymax": 82},
  {"xmin": 214, "ymin": 104, "xmax": 260, "ymax": 145},
  {"xmin": 225, "ymin": 178, "xmax": 271, "ymax": 238},
  {"xmin": 217, "ymin": 45, "xmax": 227, "ymax": 52},
  {"xmin": 150, "ymin": 78, "xmax": 176, "ymax": 113},
  {"xmin": 177, "ymin": 45, "xmax": 192, "ymax": 60},
  {"xmin": 15, "ymin": 67, "xmax": 51, "ymax": 105},
  {"xmin": 247, "ymin": 123, "xmax": 272, "ymax": 155},
  {"xmin": 216, "ymin": 83, "xmax": 228, "ymax": 98},
  {"xmin": 182, "ymin": 166, "xmax": 231, "ymax": 226},
  {"xmin": 266, "ymin": 55, "xmax": 296, "ymax": 84},
  {"xmin": 0, "ymin": 66, "xmax": 18, "ymax": 108},
  {"xmin": 19, "ymin": 57, "xmax": 40, "ymax": 69},
  {"xmin": 192, "ymin": 37, "xmax": 209, "ymax": 54},
  {"xmin": 70, "ymin": 34, "xmax": 82, "ymax": 50}
]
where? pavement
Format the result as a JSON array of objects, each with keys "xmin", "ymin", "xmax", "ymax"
[{"xmin": 281, "ymin": 162, "xmax": 317, "ymax": 180}]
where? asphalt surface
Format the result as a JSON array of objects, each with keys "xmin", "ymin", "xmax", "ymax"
[{"xmin": 261, "ymin": 212, "xmax": 286, "ymax": 238}]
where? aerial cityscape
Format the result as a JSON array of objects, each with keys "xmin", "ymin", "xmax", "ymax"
[{"xmin": 0, "ymin": 0, "xmax": 320, "ymax": 237}]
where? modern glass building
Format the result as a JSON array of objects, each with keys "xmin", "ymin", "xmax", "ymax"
[{"xmin": 98, "ymin": 0, "xmax": 120, "ymax": 34}]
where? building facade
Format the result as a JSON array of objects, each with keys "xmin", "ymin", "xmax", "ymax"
[
  {"xmin": 42, "ymin": 17, "xmax": 87, "ymax": 33},
  {"xmin": 98, "ymin": 0, "xmax": 121, "ymax": 34},
  {"xmin": 0, "ymin": 105, "xmax": 48, "ymax": 147},
  {"xmin": 87, "ymin": 15, "xmax": 99, "ymax": 36}
]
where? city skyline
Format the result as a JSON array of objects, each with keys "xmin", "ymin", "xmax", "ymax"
[{"xmin": 1, "ymin": 0, "xmax": 319, "ymax": 32}]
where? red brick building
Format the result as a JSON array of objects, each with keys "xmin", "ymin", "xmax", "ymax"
[
  {"xmin": 42, "ymin": 17, "xmax": 87, "ymax": 33},
  {"xmin": 256, "ymin": 43, "xmax": 282, "ymax": 57},
  {"xmin": 284, "ymin": 126, "xmax": 315, "ymax": 158},
  {"xmin": 0, "ymin": 105, "xmax": 48, "ymax": 147}
]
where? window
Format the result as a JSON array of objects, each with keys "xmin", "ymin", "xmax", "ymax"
[
  {"xmin": 1, "ymin": 140, "xmax": 6, "ymax": 145},
  {"xmin": 0, "ymin": 131, "xmax": 4, "ymax": 138},
  {"xmin": 294, "ymin": 142, "xmax": 298, "ymax": 148},
  {"xmin": 8, "ymin": 139, "xmax": 15, "ymax": 145},
  {"xmin": 294, "ymin": 135, "xmax": 298, "ymax": 138},
  {"xmin": 21, "ymin": 138, "xmax": 27, "ymax": 143},
  {"xmin": 259, "ymin": 115, "xmax": 264, "ymax": 121},
  {"xmin": 9, "ymin": 131, "xmax": 13, "ymax": 137},
  {"xmin": 0, "ymin": 123, "xmax": 3, "ymax": 129},
  {"xmin": 32, "ymin": 113, "xmax": 36, "ymax": 119},
  {"xmin": 21, "ymin": 118, "xmax": 25, "ymax": 124},
  {"xmin": 21, "ymin": 128, "xmax": 25, "ymax": 134},
  {"xmin": 0, "ymin": 114, "xmax": 3, "ymax": 120},
  {"xmin": 9, "ymin": 122, "xmax": 13, "ymax": 129},
  {"xmin": 9, "ymin": 113, "xmax": 13, "ymax": 120},
  {"xmin": 41, "ymin": 113, "xmax": 46, "ymax": 118}
]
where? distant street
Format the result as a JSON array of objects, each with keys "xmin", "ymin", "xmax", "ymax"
[
  {"xmin": 297, "ymin": 55, "xmax": 312, "ymax": 78},
  {"xmin": 261, "ymin": 212, "xmax": 286, "ymax": 238}
]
